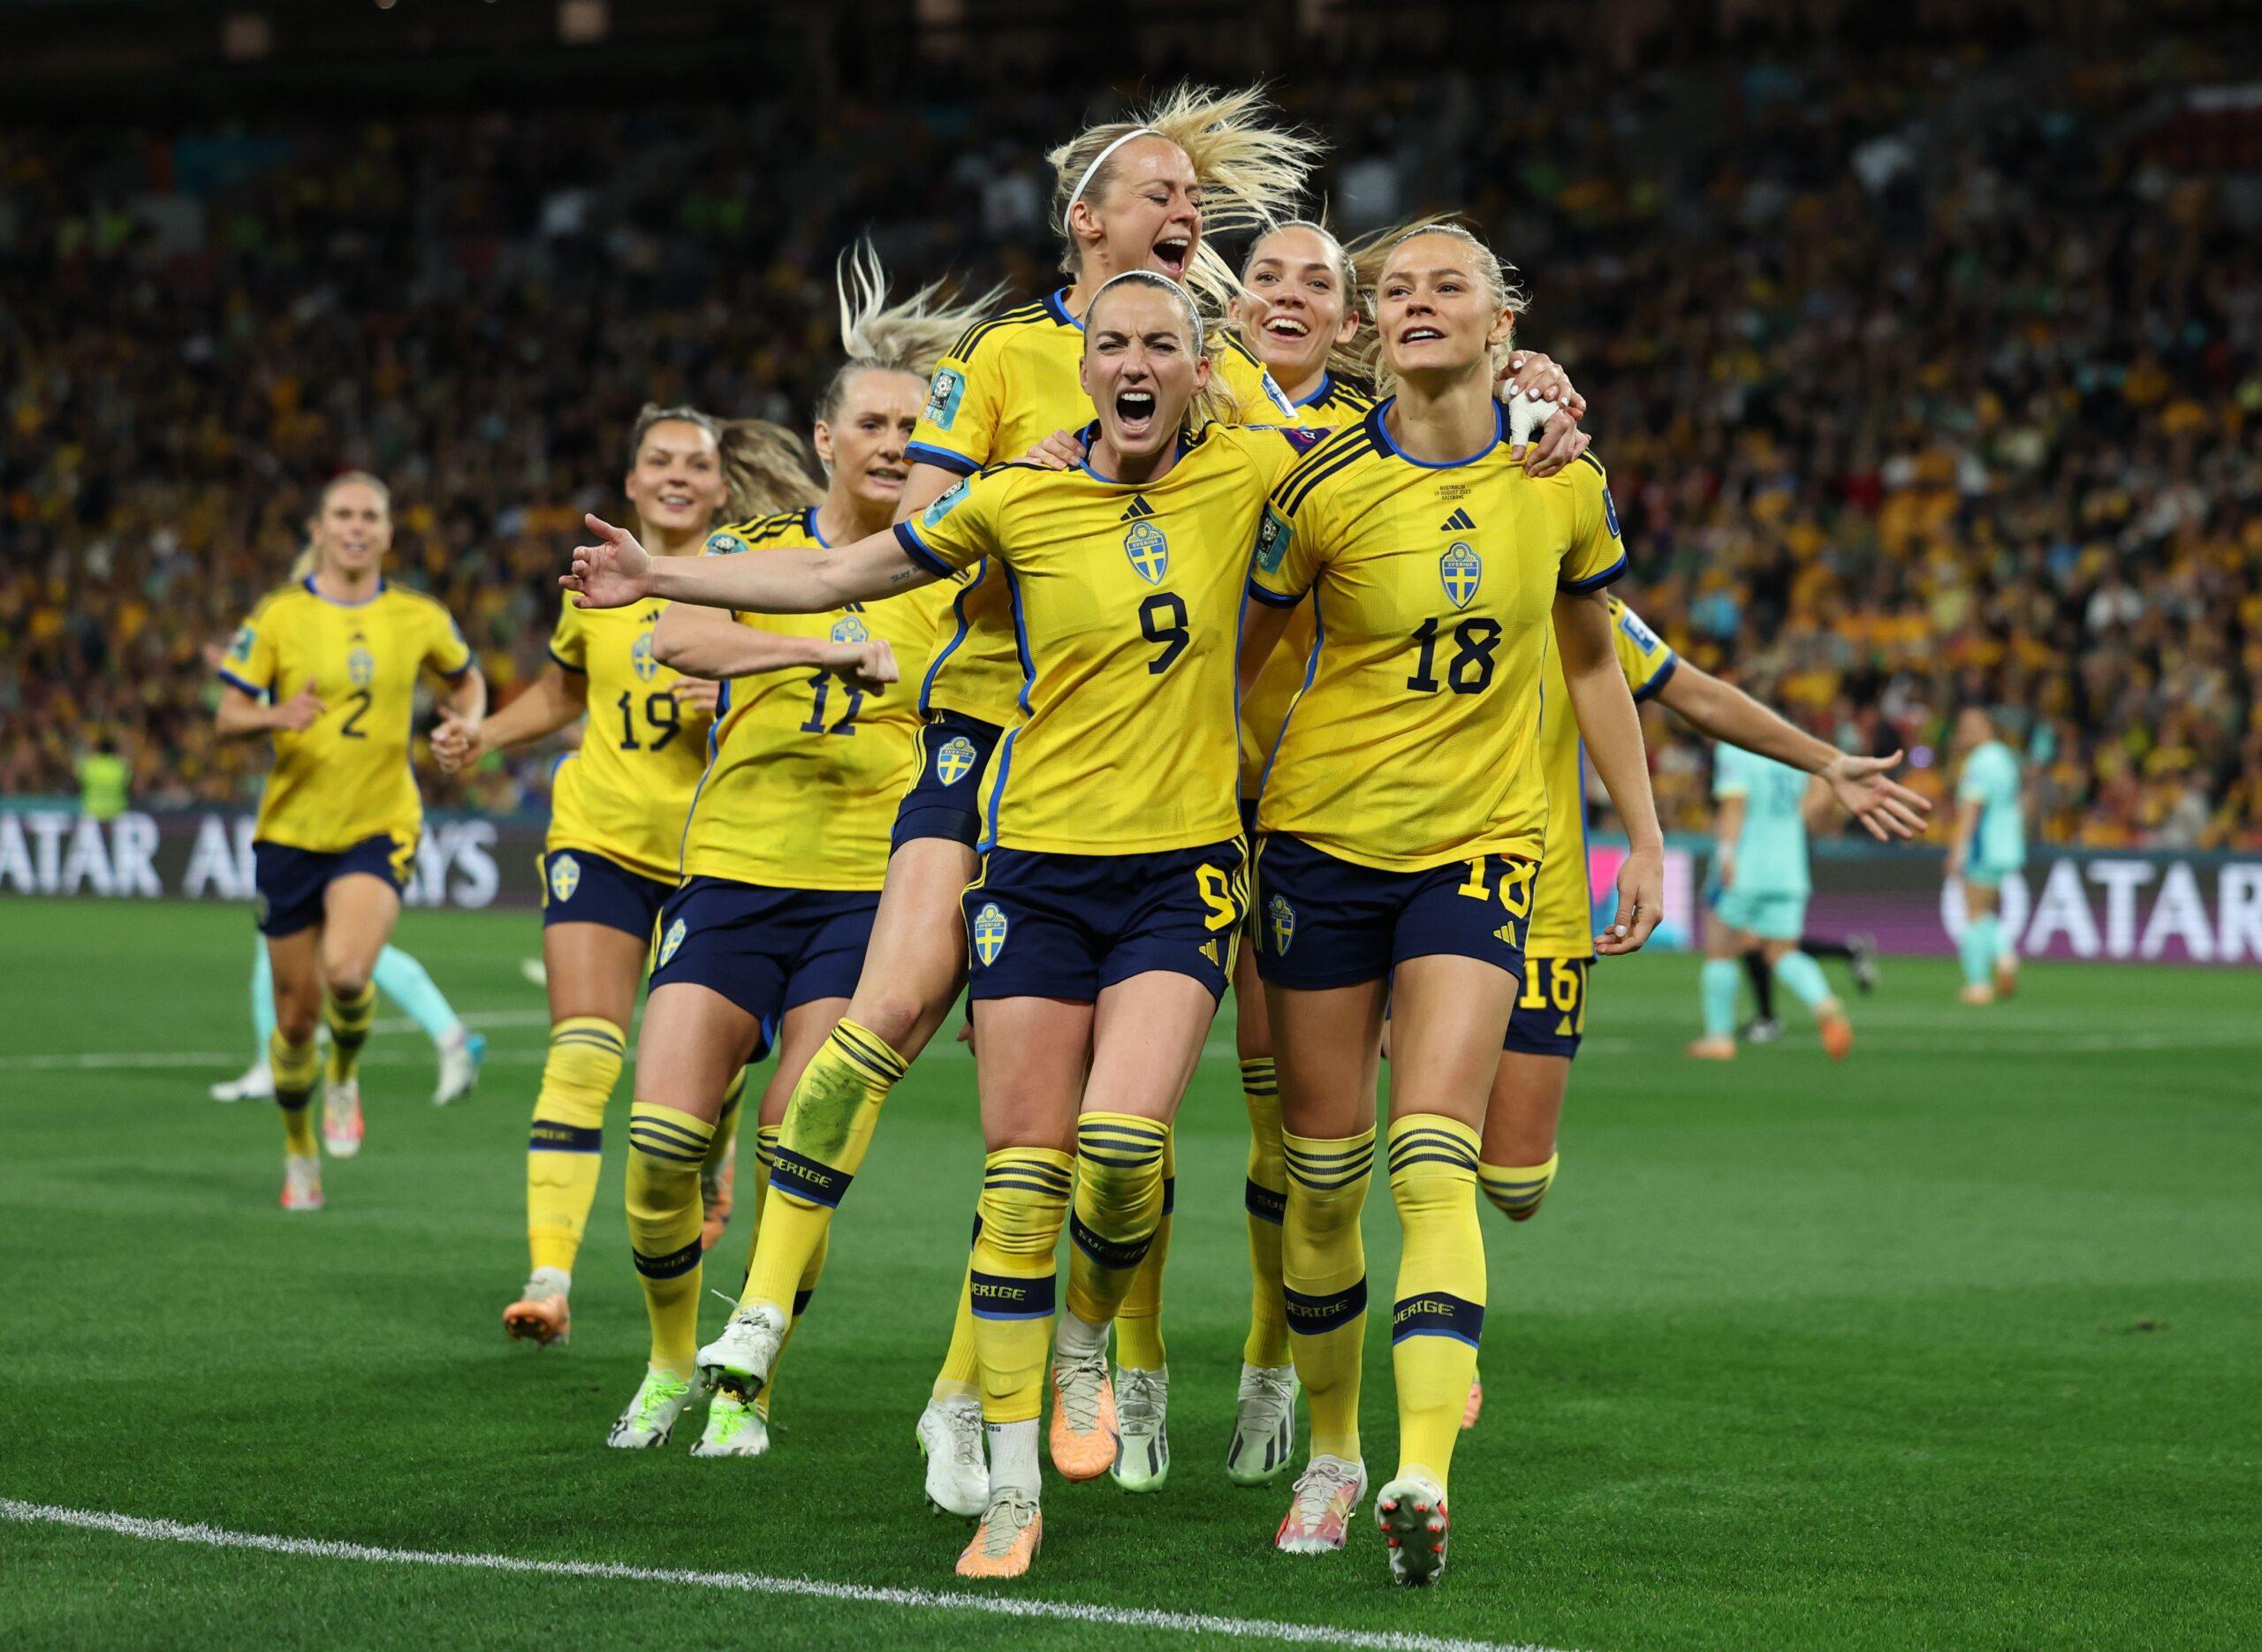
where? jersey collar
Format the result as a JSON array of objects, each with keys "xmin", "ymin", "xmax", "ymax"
[
  {"xmin": 1074, "ymin": 419, "xmax": 1188, "ymax": 483},
  {"xmin": 301, "ymin": 573, "xmax": 388, "ymax": 606},
  {"xmin": 1369, "ymin": 396, "xmax": 1507, "ymax": 470},
  {"xmin": 1291, "ymin": 372, "xmax": 1338, "ymax": 410},
  {"xmin": 1044, "ymin": 287, "xmax": 1082, "ymax": 330},
  {"xmin": 803, "ymin": 505, "xmax": 831, "ymax": 548}
]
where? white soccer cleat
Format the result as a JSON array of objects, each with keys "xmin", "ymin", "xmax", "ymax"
[
  {"xmin": 1111, "ymin": 1367, "xmax": 1170, "ymax": 1492},
  {"xmin": 1376, "ymin": 1474, "xmax": 1449, "ymax": 1586},
  {"xmin": 519, "ymin": 957, "xmax": 549, "ymax": 989},
  {"xmin": 432, "ymin": 1031, "xmax": 487, "ymax": 1106},
  {"xmin": 695, "ymin": 1301, "xmax": 787, "ymax": 1403},
  {"xmin": 690, "ymin": 1391, "xmax": 770, "ymax": 1458},
  {"xmin": 915, "ymin": 1395, "xmax": 989, "ymax": 1518},
  {"xmin": 1225, "ymin": 1361, "xmax": 1299, "ymax": 1485},
  {"xmin": 280, "ymin": 1154, "xmax": 323, "ymax": 1212},
  {"xmin": 1276, "ymin": 1452, "xmax": 1366, "ymax": 1554},
  {"xmin": 211, "ymin": 1059, "xmax": 273, "ymax": 1103},
  {"xmin": 607, "ymin": 1367, "xmax": 702, "ymax": 1449},
  {"xmin": 322, "ymin": 1076, "xmax": 363, "ymax": 1158}
]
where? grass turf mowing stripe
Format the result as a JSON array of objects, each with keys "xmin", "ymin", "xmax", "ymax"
[{"xmin": 0, "ymin": 1499, "xmax": 1572, "ymax": 1652}]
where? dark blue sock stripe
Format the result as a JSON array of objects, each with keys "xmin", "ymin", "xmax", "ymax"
[
  {"xmin": 1285, "ymin": 1167, "xmax": 1371, "ymax": 1193},
  {"xmin": 832, "ymin": 1025, "xmax": 907, "ymax": 1081},
  {"xmin": 1391, "ymin": 1291, "xmax": 1485, "ymax": 1347},
  {"xmin": 792, "ymin": 1286, "xmax": 816, "ymax": 1318},
  {"xmin": 632, "ymin": 1239, "xmax": 702, "ymax": 1280},
  {"xmin": 969, "ymin": 1269, "xmax": 1055, "ymax": 1321},
  {"xmin": 528, "ymin": 1122, "xmax": 603, "ymax": 1153},
  {"xmin": 1284, "ymin": 1277, "xmax": 1367, "ymax": 1335},
  {"xmin": 1244, "ymin": 1179, "xmax": 1286, "ymax": 1224},
  {"xmin": 769, "ymin": 1148, "xmax": 852, "ymax": 1209},
  {"xmin": 1160, "ymin": 1174, "xmax": 1175, "ymax": 1216},
  {"xmin": 1068, "ymin": 1210, "xmax": 1155, "ymax": 1270},
  {"xmin": 1388, "ymin": 1149, "xmax": 1481, "ymax": 1175}
]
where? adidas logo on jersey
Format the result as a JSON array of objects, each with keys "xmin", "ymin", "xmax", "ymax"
[
  {"xmin": 1120, "ymin": 495, "xmax": 1156, "ymax": 521},
  {"xmin": 1438, "ymin": 507, "xmax": 1476, "ymax": 533}
]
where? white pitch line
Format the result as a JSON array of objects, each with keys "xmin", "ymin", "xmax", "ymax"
[{"xmin": 0, "ymin": 1499, "xmax": 1570, "ymax": 1652}]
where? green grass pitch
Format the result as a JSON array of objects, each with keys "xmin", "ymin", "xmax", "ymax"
[{"xmin": 1, "ymin": 897, "xmax": 2256, "ymax": 1650}]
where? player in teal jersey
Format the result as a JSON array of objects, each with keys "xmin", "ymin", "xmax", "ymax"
[
  {"xmin": 1688, "ymin": 745, "xmax": 1854, "ymax": 1061},
  {"xmin": 1949, "ymin": 708, "xmax": 2027, "ymax": 1004}
]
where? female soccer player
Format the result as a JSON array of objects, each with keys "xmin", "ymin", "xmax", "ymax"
[
  {"xmin": 1464, "ymin": 596, "xmax": 1928, "ymax": 1423},
  {"xmin": 209, "ymin": 939, "xmax": 482, "ymax": 1107},
  {"xmin": 213, "ymin": 473, "xmax": 486, "ymax": 1210},
  {"xmin": 679, "ymin": 83, "xmax": 1317, "ymax": 1516},
  {"xmin": 586, "ymin": 250, "xmax": 995, "ymax": 1461},
  {"xmin": 1947, "ymin": 707, "xmax": 2027, "ymax": 1003},
  {"xmin": 1236, "ymin": 224, "xmax": 1662, "ymax": 1586},
  {"xmin": 567, "ymin": 270, "xmax": 1326, "ymax": 1579},
  {"xmin": 1221, "ymin": 217, "xmax": 1589, "ymax": 1485},
  {"xmin": 430, "ymin": 405, "xmax": 817, "ymax": 1348}
]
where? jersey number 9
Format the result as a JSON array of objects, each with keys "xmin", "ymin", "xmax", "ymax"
[{"xmin": 1140, "ymin": 593, "xmax": 1189, "ymax": 675}]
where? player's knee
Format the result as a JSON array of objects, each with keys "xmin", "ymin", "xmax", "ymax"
[
  {"xmin": 850, "ymin": 988, "xmax": 928, "ymax": 1053},
  {"xmin": 323, "ymin": 963, "xmax": 371, "ymax": 1003},
  {"xmin": 277, "ymin": 1004, "xmax": 321, "ymax": 1045}
]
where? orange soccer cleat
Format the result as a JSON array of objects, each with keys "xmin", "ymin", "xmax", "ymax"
[
  {"xmin": 503, "ymin": 1271, "xmax": 572, "ymax": 1347},
  {"xmin": 1461, "ymin": 1374, "xmax": 1483, "ymax": 1431},
  {"xmin": 1046, "ymin": 1348, "xmax": 1118, "ymax": 1481},
  {"xmin": 955, "ymin": 1489, "xmax": 1042, "ymax": 1580},
  {"xmin": 1818, "ymin": 1011, "xmax": 1855, "ymax": 1062}
]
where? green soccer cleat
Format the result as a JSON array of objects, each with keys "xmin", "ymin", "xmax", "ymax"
[
  {"xmin": 1111, "ymin": 1367, "xmax": 1169, "ymax": 1492},
  {"xmin": 690, "ymin": 1391, "xmax": 770, "ymax": 1458},
  {"xmin": 607, "ymin": 1368, "xmax": 702, "ymax": 1450}
]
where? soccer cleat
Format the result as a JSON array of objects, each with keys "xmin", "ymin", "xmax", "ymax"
[
  {"xmin": 211, "ymin": 1059, "xmax": 273, "ymax": 1103},
  {"xmin": 691, "ymin": 1391, "xmax": 770, "ymax": 1458},
  {"xmin": 1684, "ymin": 1037, "xmax": 1737, "ymax": 1061},
  {"xmin": 1818, "ymin": 1011, "xmax": 1854, "ymax": 1062},
  {"xmin": 280, "ymin": 1154, "xmax": 323, "ymax": 1212},
  {"xmin": 1276, "ymin": 1453, "xmax": 1367, "ymax": 1554},
  {"xmin": 1960, "ymin": 983, "xmax": 1996, "ymax": 1006},
  {"xmin": 698, "ymin": 1140, "xmax": 737, "ymax": 1253},
  {"xmin": 1848, "ymin": 934, "xmax": 1880, "ymax": 996},
  {"xmin": 432, "ymin": 1031, "xmax": 487, "ymax": 1106},
  {"xmin": 955, "ymin": 1488, "xmax": 1042, "ymax": 1580},
  {"xmin": 1376, "ymin": 1474, "xmax": 1449, "ymax": 1586},
  {"xmin": 695, "ymin": 1300, "xmax": 787, "ymax": 1402},
  {"xmin": 1741, "ymin": 1016, "xmax": 1784, "ymax": 1045},
  {"xmin": 503, "ymin": 1268, "xmax": 572, "ymax": 1347},
  {"xmin": 1461, "ymin": 1374, "xmax": 1483, "ymax": 1430},
  {"xmin": 322, "ymin": 1077, "xmax": 364, "ymax": 1158},
  {"xmin": 1224, "ymin": 1362, "xmax": 1299, "ymax": 1486},
  {"xmin": 1047, "ymin": 1346, "xmax": 1118, "ymax": 1481},
  {"xmin": 1111, "ymin": 1367, "xmax": 1170, "ymax": 1492},
  {"xmin": 606, "ymin": 1367, "xmax": 702, "ymax": 1449},
  {"xmin": 519, "ymin": 957, "xmax": 550, "ymax": 989},
  {"xmin": 915, "ymin": 1395, "xmax": 989, "ymax": 1519},
  {"xmin": 1994, "ymin": 960, "xmax": 2019, "ymax": 999}
]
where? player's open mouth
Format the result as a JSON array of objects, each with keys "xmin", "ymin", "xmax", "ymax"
[
  {"xmin": 655, "ymin": 491, "xmax": 696, "ymax": 510},
  {"xmin": 867, "ymin": 466, "xmax": 907, "ymax": 488},
  {"xmin": 1113, "ymin": 390, "xmax": 1158, "ymax": 434},
  {"xmin": 1264, "ymin": 315, "xmax": 1309, "ymax": 338},
  {"xmin": 1400, "ymin": 326, "xmax": 1446, "ymax": 345},
  {"xmin": 1150, "ymin": 237, "xmax": 1191, "ymax": 276}
]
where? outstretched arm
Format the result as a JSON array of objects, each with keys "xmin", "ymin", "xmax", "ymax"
[
  {"xmin": 565, "ymin": 514, "xmax": 940, "ymax": 616},
  {"xmin": 654, "ymin": 602, "xmax": 896, "ymax": 692},
  {"xmin": 1553, "ymin": 590, "xmax": 1663, "ymax": 953},
  {"xmin": 1653, "ymin": 662, "xmax": 1930, "ymax": 841}
]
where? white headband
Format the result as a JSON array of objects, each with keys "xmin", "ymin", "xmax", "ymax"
[{"xmin": 1065, "ymin": 126, "xmax": 1160, "ymax": 227}]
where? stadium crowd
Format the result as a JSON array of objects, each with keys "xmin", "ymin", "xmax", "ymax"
[{"xmin": 4, "ymin": 35, "xmax": 2257, "ymax": 846}]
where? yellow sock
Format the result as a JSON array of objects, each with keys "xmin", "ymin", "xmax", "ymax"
[
  {"xmin": 526, "ymin": 1017, "xmax": 624, "ymax": 1276},
  {"xmin": 1240, "ymin": 1057, "xmax": 1290, "ymax": 1368},
  {"xmin": 931, "ymin": 1247, "xmax": 982, "ymax": 1404},
  {"xmin": 1281, "ymin": 1124, "xmax": 1375, "ymax": 1464},
  {"xmin": 969, "ymin": 1148, "xmax": 1074, "ymax": 1424},
  {"xmin": 624, "ymin": 1102, "xmax": 714, "ymax": 1375},
  {"xmin": 270, "ymin": 1030, "xmax": 320, "ymax": 1157},
  {"xmin": 1387, "ymin": 1114, "xmax": 1485, "ymax": 1492},
  {"xmin": 1113, "ymin": 1127, "xmax": 1173, "ymax": 1371},
  {"xmin": 742, "ymin": 1019, "xmax": 907, "ymax": 1314},
  {"xmin": 1065, "ymin": 1112, "xmax": 1168, "ymax": 1341},
  {"xmin": 323, "ymin": 981, "xmax": 377, "ymax": 1084},
  {"xmin": 1479, "ymin": 1152, "xmax": 1559, "ymax": 1223}
]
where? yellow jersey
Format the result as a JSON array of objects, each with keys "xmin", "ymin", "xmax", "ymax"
[
  {"xmin": 544, "ymin": 597, "xmax": 710, "ymax": 883},
  {"xmin": 1523, "ymin": 595, "xmax": 1679, "ymax": 959},
  {"xmin": 1236, "ymin": 372, "xmax": 1375, "ymax": 798},
  {"xmin": 679, "ymin": 510, "xmax": 945, "ymax": 890},
  {"xmin": 896, "ymin": 422, "xmax": 1324, "ymax": 856},
  {"xmin": 1248, "ymin": 409, "xmax": 1628, "ymax": 872},
  {"xmin": 905, "ymin": 287, "xmax": 1296, "ymax": 730},
  {"xmin": 219, "ymin": 577, "xmax": 472, "ymax": 853}
]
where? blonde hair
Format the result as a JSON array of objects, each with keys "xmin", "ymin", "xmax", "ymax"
[
  {"xmin": 1083, "ymin": 271, "xmax": 1239, "ymax": 438},
  {"xmin": 1048, "ymin": 82, "xmax": 1320, "ymax": 318},
  {"xmin": 627, "ymin": 403, "xmax": 819, "ymax": 527},
  {"xmin": 821, "ymin": 238, "xmax": 1007, "ymax": 421},
  {"xmin": 1364, "ymin": 220, "xmax": 1529, "ymax": 396}
]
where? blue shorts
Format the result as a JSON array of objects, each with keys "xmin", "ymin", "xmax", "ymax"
[
  {"xmin": 539, "ymin": 846, "xmax": 672, "ymax": 942},
  {"xmin": 1711, "ymin": 885, "xmax": 1808, "ymax": 943},
  {"xmin": 964, "ymin": 838, "xmax": 1247, "ymax": 1004},
  {"xmin": 253, "ymin": 831, "xmax": 416, "ymax": 938},
  {"xmin": 648, "ymin": 876, "xmax": 880, "ymax": 1057},
  {"xmin": 1503, "ymin": 956, "xmax": 1590, "ymax": 1058},
  {"xmin": 1254, "ymin": 834, "xmax": 1531, "ymax": 991},
  {"xmin": 892, "ymin": 709, "xmax": 1006, "ymax": 853}
]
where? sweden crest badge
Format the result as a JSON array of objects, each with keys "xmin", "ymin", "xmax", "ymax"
[
  {"xmin": 1439, "ymin": 542, "xmax": 1482, "ymax": 610},
  {"xmin": 548, "ymin": 853, "xmax": 581, "ymax": 905},
  {"xmin": 935, "ymin": 735, "xmax": 976, "ymax": 786},
  {"xmin": 659, "ymin": 918, "xmax": 687, "ymax": 967},
  {"xmin": 972, "ymin": 902, "xmax": 1009, "ymax": 966},
  {"xmin": 1267, "ymin": 894, "xmax": 1295, "ymax": 956},
  {"xmin": 1124, "ymin": 519, "xmax": 1169, "ymax": 584}
]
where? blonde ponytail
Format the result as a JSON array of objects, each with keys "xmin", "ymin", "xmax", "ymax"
[{"xmin": 823, "ymin": 238, "xmax": 1007, "ymax": 412}]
